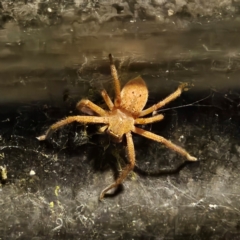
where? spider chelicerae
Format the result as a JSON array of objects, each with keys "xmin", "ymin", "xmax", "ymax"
[{"xmin": 37, "ymin": 54, "xmax": 197, "ymax": 200}]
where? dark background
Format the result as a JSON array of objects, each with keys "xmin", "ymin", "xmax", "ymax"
[{"xmin": 0, "ymin": 0, "xmax": 240, "ymax": 239}]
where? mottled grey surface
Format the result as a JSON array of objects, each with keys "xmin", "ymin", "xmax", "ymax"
[{"xmin": 0, "ymin": 0, "xmax": 240, "ymax": 240}]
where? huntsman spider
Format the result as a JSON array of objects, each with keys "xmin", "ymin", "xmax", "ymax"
[{"xmin": 37, "ymin": 54, "xmax": 197, "ymax": 200}]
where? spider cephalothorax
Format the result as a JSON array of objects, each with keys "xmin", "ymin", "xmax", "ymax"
[{"xmin": 37, "ymin": 54, "xmax": 197, "ymax": 200}]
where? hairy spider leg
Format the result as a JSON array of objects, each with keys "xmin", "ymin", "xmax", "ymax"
[
  {"xmin": 135, "ymin": 114, "xmax": 164, "ymax": 125},
  {"xmin": 109, "ymin": 54, "xmax": 121, "ymax": 106},
  {"xmin": 37, "ymin": 116, "xmax": 109, "ymax": 141},
  {"xmin": 99, "ymin": 131, "xmax": 135, "ymax": 200},
  {"xmin": 139, "ymin": 83, "xmax": 189, "ymax": 117},
  {"xmin": 76, "ymin": 99, "xmax": 108, "ymax": 116},
  {"xmin": 132, "ymin": 127, "xmax": 197, "ymax": 161},
  {"xmin": 101, "ymin": 89, "xmax": 114, "ymax": 110}
]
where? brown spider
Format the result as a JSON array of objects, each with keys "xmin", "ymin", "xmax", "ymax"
[{"xmin": 37, "ymin": 54, "xmax": 197, "ymax": 200}]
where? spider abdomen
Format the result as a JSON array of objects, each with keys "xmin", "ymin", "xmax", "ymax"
[{"xmin": 120, "ymin": 76, "xmax": 148, "ymax": 117}]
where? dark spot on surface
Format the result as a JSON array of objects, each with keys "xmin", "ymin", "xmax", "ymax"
[{"xmin": 112, "ymin": 4, "xmax": 124, "ymax": 14}]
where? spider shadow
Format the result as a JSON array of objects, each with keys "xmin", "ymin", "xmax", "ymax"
[
  {"xmin": 134, "ymin": 160, "xmax": 199, "ymax": 178},
  {"xmin": 90, "ymin": 134, "xmax": 200, "ymax": 199},
  {"xmin": 100, "ymin": 159, "xmax": 199, "ymax": 199},
  {"xmin": 90, "ymin": 137, "xmax": 127, "ymax": 199},
  {"xmin": 38, "ymin": 122, "xmax": 199, "ymax": 199}
]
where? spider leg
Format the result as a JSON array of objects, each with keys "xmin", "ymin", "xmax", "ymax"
[
  {"xmin": 37, "ymin": 116, "xmax": 109, "ymax": 141},
  {"xmin": 101, "ymin": 89, "xmax": 114, "ymax": 110},
  {"xmin": 132, "ymin": 127, "xmax": 197, "ymax": 161},
  {"xmin": 109, "ymin": 54, "xmax": 121, "ymax": 106},
  {"xmin": 135, "ymin": 114, "xmax": 164, "ymax": 125},
  {"xmin": 139, "ymin": 83, "xmax": 189, "ymax": 117},
  {"xmin": 76, "ymin": 99, "xmax": 107, "ymax": 116},
  {"xmin": 99, "ymin": 131, "xmax": 135, "ymax": 200},
  {"xmin": 98, "ymin": 125, "xmax": 108, "ymax": 134}
]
